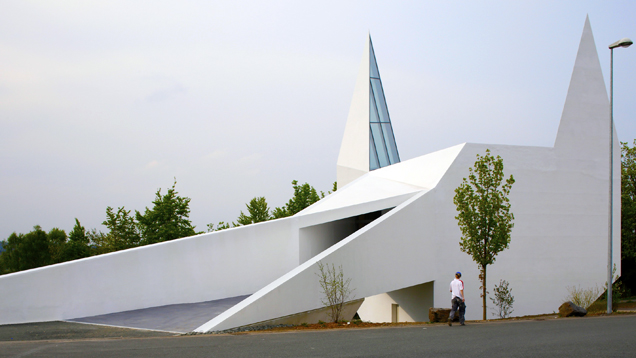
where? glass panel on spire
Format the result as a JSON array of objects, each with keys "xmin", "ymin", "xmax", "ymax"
[
  {"xmin": 370, "ymin": 39, "xmax": 380, "ymax": 79},
  {"xmin": 369, "ymin": 89, "xmax": 381, "ymax": 123},
  {"xmin": 369, "ymin": 131, "xmax": 380, "ymax": 171},
  {"xmin": 382, "ymin": 123, "xmax": 400, "ymax": 164},
  {"xmin": 368, "ymin": 37, "xmax": 400, "ymax": 170},
  {"xmin": 370, "ymin": 79, "xmax": 389, "ymax": 122},
  {"xmin": 370, "ymin": 123, "xmax": 389, "ymax": 168}
]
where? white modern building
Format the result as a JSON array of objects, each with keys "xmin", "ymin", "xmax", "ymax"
[{"xmin": 0, "ymin": 17, "xmax": 620, "ymax": 333}]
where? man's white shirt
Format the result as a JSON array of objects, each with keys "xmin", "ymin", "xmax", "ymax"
[{"xmin": 450, "ymin": 278, "xmax": 464, "ymax": 300}]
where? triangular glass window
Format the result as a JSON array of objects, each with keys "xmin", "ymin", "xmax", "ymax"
[{"xmin": 368, "ymin": 38, "xmax": 400, "ymax": 170}]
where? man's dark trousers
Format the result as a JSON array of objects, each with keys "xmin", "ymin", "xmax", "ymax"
[{"xmin": 449, "ymin": 297, "xmax": 465, "ymax": 324}]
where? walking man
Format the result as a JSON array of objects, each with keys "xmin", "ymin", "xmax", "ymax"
[{"xmin": 449, "ymin": 272, "xmax": 465, "ymax": 326}]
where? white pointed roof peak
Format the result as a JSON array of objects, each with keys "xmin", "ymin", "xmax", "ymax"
[{"xmin": 554, "ymin": 16, "xmax": 609, "ymax": 159}]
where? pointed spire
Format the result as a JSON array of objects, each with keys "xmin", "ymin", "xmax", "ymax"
[
  {"xmin": 337, "ymin": 35, "xmax": 371, "ymax": 188},
  {"xmin": 337, "ymin": 35, "xmax": 400, "ymax": 188},
  {"xmin": 554, "ymin": 16, "xmax": 610, "ymax": 159}
]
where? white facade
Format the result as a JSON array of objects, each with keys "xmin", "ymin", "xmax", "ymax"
[{"xmin": 0, "ymin": 18, "xmax": 620, "ymax": 331}]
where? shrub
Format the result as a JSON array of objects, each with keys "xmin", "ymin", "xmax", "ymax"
[
  {"xmin": 316, "ymin": 262, "xmax": 354, "ymax": 323},
  {"xmin": 602, "ymin": 264, "xmax": 623, "ymax": 311},
  {"xmin": 565, "ymin": 285, "xmax": 601, "ymax": 309},
  {"xmin": 490, "ymin": 279, "xmax": 514, "ymax": 318}
]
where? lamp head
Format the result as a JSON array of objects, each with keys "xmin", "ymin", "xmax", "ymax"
[{"xmin": 609, "ymin": 38, "xmax": 633, "ymax": 49}]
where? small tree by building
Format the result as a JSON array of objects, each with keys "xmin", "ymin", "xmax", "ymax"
[
  {"xmin": 316, "ymin": 262, "xmax": 354, "ymax": 323},
  {"xmin": 453, "ymin": 149, "xmax": 515, "ymax": 320},
  {"xmin": 490, "ymin": 279, "xmax": 515, "ymax": 318}
]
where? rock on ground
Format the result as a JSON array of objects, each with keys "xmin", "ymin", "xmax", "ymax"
[
  {"xmin": 429, "ymin": 308, "xmax": 459, "ymax": 322},
  {"xmin": 559, "ymin": 301, "xmax": 587, "ymax": 317}
]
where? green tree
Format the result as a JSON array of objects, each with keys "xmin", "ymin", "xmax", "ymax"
[
  {"xmin": 273, "ymin": 180, "xmax": 322, "ymax": 218},
  {"xmin": 453, "ymin": 149, "xmax": 515, "ymax": 320},
  {"xmin": 621, "ymin": 140, "xmax": 636, "ymax": 294},
  {"xmin": 101, "ymin": 206, "xmax": 141, "ymax": 252},
  {"xmin": 62, "ymin": 219, "xmax": 91, "ymax": 261},
  {"xmin": 0, "ymin": 233, "xmax": 24, "ymax": 274},
  {"xmin": 207, "ymin": 221, "xmax": 233, "ymax": 232},
  {"xmin": 86, "ymin": 228, "xmax": 109, "ymax": 256},
  {"xmin": 136, "ymin": 180, "xmax": 197, "ymax": 245},
  {"xmin": 622, "ymin": 140, "xmax": 636, "ymax": 261},
  {"xmin": 47, "ymin": 227, "xmax": 68, "ymax": 264},
  {"xmin": 236, "ymin": 197, "xmax": 271, "ymax": 225},
  {"xmin": 0, "ymin": 227, "xmax": 70, "ymax": 273},
  {"xmin": 19, "ymin": 226, "xmax": 51, "ymax": 271}
]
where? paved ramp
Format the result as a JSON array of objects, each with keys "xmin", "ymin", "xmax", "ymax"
[{"xmin": 68, "ymin": 295, "xmax": 250, "ymax": 333}]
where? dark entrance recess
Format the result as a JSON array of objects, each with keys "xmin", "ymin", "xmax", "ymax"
[{"xmin": 299, "ymin": 208, "xmax": 392, "ymax": 264}]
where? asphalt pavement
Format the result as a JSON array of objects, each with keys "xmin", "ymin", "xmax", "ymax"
[
  {"xmin": 1, "ymin": 315, "xmax": 635, "ymax": 357},
  {"xmin": 68, "ymin": 295, "xmax": 250, "ymax": 333}
]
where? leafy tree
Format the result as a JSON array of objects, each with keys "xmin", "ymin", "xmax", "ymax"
[
  {"xmin": 62, "ymin": 219, "xmax": 91, "ymax": 261},
  {"xmin": 0, "ymin": 233, "xmax": 24, "ymax": 274},
  {"xmin": 621, "ymin": 140, "xmax": 636, "ymax": 295},
  {"xmin": 273, "ymin": 180, "xmax": 322, "ymax": 218},
  {"xmin": 236, "ymin": 197, "xmax": 271, "ymax": 225},
  {"xmin": 207, "ymin": 221, "xmax": 233, "ymax": 232},
  {"xmin": 318, "ymin": 181, "xmax": 338, "ymax": 199},
  {"xmin": 210, "ymin": 179, "xmax": 333, "ymax": 229},
  {"xmin": 0, "ymin": 227, "xmax": 61, "ymax": 273},
  {"xmin": 100, "ymin": 206, "xmax": 142, "ymax": 252},
  {"xmin": 453, "ymin": 149, "xmax": 515, "ymax": 320},
  {"xmin": 19, "ymin": 226, "xmax": 51, "ymax": 271},
  {"xmin": 136, "ymin": 180, "xmax": 197, "ymax": 245},
  {"xmin": 271, "ymin": 206, "xmax": 289, "ymax": 219},
  {"xmin": 622, "ymin": 140, "xmax": 636, "ymax": 261},
  {"xmin": 47, "ymin": 227, "xmax": 68, "ymax": 264},
  {"xmin": 86, "ymin": 228, "xmax": 109, "ymax": 256}
]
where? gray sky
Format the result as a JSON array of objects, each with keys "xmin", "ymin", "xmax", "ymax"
[{"xmin": 1, "ymin": 1, "xmax": 635, "ymax": 239}]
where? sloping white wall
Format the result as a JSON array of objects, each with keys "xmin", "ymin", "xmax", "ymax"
[
  {"xmin": 0, "ymin": 187, "xmax": 417, "ymax": 326},
  {"xmin": 0, "ymin": 218, "xmax": 299, "ymax": 325}
]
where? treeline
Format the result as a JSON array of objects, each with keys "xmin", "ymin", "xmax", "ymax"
[
  {"xmin": 0, "ymin": 179, "xmax": 334, "ymax": 275},
  {"xmin": 208, "ymin": 180, "xmax": 337, "ymax": 231}
]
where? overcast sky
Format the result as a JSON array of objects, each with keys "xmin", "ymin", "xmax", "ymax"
[{"xmin": 1, "ymin": 1, "xmax": 635, "ymax": 239}]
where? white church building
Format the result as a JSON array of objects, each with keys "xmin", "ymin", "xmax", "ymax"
[{"xmin": 0, "ymin": 17, "xmax": 620, "ymax": 333}]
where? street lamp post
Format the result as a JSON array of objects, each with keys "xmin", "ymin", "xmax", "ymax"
[{"xmin": 607, "ymin": 37, "xmax": 632, "ymax": 314}]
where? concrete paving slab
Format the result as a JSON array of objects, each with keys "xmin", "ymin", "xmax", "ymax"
[{"xmin": 67, "ymin": 295, "xmax": 250, "ymax": 333}]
